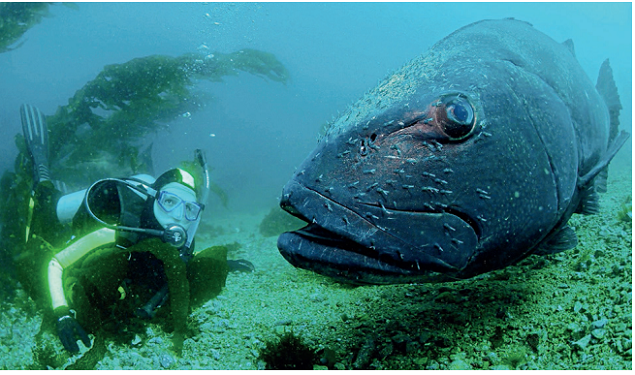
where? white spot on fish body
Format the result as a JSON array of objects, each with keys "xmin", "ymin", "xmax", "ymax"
[
  {"xmin": 376, "ymin": 188, "xmax": 390, "ymax": 196},
  {"xmin": 421, "ymin": 186, "xmax": 440, "ymax": 193},
  {"xmin": 434, "ymin": 178, "xmax": 448, "ymax": 185}
]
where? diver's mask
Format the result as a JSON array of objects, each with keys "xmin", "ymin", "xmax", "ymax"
[{"xmin": 84, "ymin": 149, "xmax": 211, "ymax": 252}]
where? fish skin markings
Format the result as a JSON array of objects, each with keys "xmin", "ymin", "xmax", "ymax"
[{"xmin": 277, "ymin": 18, "xmax": 629, "ymax": 285}]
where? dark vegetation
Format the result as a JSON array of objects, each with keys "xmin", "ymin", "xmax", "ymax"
[
  {"xmin": 0, "ymin": 2, "xmax": 58, "ymax": 53},
  {"xmin": 258, "ymin": 330, "xmax": 318, "ymax": 370}
]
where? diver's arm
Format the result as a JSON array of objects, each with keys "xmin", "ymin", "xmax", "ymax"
[
  {"xmin": 47, "ymin": 228, "xmax": 117, "ymax": 310},
  {"xmin": 47, "ymin": 228, "xmax": 116, "ymax": 352}
]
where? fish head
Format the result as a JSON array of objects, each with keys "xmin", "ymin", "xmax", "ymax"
[{"xmin": 279, "ymin": 54, "xmax": 577, "ymax": 284}]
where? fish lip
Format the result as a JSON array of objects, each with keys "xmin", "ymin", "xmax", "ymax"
[
  {"xmin": 277, "ymin": 179, "xmax": 467, "ymax": 283},
  {"xmin": 278, "ymin": 227, "xmax": 430, "ymax": 285}
]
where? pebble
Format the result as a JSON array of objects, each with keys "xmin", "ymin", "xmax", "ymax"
[
  {"xmin": 448, "ymin": 359, "xmax": 471, "ymax": 370},
  {"xmin": 572, "ymin": 334, "xmax": 592, "ymax": 350},
  {"xmin": 573, "ymin": 301, "xmax": 584, "ymax": 313},
  {"xmin": 160, "ymin": 354, "xmax": 175, "ymax": 368},
  {"xmin": 353, "ymin": 339, "xmax": 376, "ymax": 369},
  {"xmin": 591, "ymin": 318, "xmax": 608, "ymax": 329},
  {"xmin": 590, "ymin": 329, "xmax": 606, "ymax": 339},
  {"xmin": 210, "ymin": 349, "xmax": 221, "ymax": 361}
]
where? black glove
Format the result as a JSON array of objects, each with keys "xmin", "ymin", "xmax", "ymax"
[{"xmin": 54, "ymin": 307, "xmax": 91, "ymax": 353}]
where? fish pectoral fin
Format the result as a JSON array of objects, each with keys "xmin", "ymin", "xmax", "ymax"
[
  {"xmin": 575, "ymin": 130, "xmax": 628, "ymax": 215},
  {"xmin": 574, "ymin": 185, "xmax": 600, "ymax": 215},
  {"xmin": 578, "ymin": 130, "xmax": 630, "ymax": 189},
  {"xmin": 534, "ymin": 225, "xmax": 578, "ymax": 256}
]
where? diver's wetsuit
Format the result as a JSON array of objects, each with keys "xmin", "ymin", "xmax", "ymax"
[{"xmin": 20, "ymin": 104, "xmax": 235, "ymax": 353}]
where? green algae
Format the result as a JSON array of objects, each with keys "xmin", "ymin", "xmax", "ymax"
[
  {"xmin": 45, "ymin": 49, "xmax": 288, "ymax": 190},
  {"xmin": 0, "ymin": 2, "xmax": 53, "ymax": 53},
  {"xmin": 258, "ymin": 330, "xmax": 317, "ymax": 370},
  {"xmin": 616, "ymin": 194, "xmax": 631, "ymax": 223},
  {"xmin": 0, "ymin": 46, "xmax": 288, "ymax": 304},
  {"xmin": 188, "ymin": 245, "xmax": 229, "ymax": 308}
]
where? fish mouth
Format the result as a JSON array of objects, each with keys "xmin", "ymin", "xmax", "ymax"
[{"xmin": 277, "ymin": 180, "xmax": 478, "ymax": 284}]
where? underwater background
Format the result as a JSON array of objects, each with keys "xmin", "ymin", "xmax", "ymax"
[{"xmin": 0, "ymin": 2, "xmax": 631, "ymax": 370}]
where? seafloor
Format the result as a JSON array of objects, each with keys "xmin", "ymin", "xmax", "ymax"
[{"xmin": 0, "ymin": 156, "xmax": 631, "ymax": 370}]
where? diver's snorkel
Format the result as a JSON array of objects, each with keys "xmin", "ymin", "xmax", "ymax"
[
  {"xmin": 184, "ymin": 149, "xmax": 211, "ymax": 250},
  {"xmin": 83, "ymin": 178, "xmax": 188, "ymax": 248}
]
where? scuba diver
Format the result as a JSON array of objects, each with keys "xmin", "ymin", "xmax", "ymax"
[{"xmin": 19, "ymin": 104, "xmax": 253, "ymax": 353}]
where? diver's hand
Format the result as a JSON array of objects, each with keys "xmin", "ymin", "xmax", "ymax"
[{"xmin": 54, "ymin": 307, "xmax": 91, "ymax": 353}]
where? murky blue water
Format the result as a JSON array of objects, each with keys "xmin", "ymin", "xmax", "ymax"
[{"xmin": 0, "ymin": 2, "xmax": 631, "ymax": 213}]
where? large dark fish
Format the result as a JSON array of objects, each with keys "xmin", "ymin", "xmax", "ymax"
[{"xmin": 277, "ymin": 18, "xmax": 629, "ymax": 284}]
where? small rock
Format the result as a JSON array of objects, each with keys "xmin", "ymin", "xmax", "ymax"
[
  {"xmin": 353, "ymin": 339, "xmax": 376, "ymax": 369},
  {"xmin": 591, "ymin": 318, "xmax": 609, "ymax": 329},
  {"xmin": 486, "ymin": 352, "xmax": 499, "ymax": 364},
  {"xmin": 573, "ymin": 301, "xmax": 583, "ymax": 313},
  {"xmin": 449, "ymin": 359, "xmax": 471, "ymax": 370},
  {"xmin": 572, "ymin": 334, "xmax": 592, "ymax": 350},
  {"xmin": 159, "ymin": 354, "xmax": 174, "ymax": 368},
  {"xmin": 591, "ymin": 329, "xmax": 606, "ymax": 339},
  {"xmin": 210, "ymin": 349, "xmax": 221, "ymax": 361},
  {"xmin": 426, "ymin": 360, "xmax": 440, "ymax": 370},
  {"xmin": 334, "ymin": 362, "xmax": 346, "ymax": 370},
  {"xmin": 131, "ymin": 334, "xmax": 142, "ymax": 345}
]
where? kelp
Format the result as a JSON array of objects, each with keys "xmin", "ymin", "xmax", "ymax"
[
  {"xmin": 1, "ymin": 47, "xmax": 288, "ymax": 263},
  {"xmin": 0, "ymin": 45, "xmax": 287, "ymax": 364},
  {"xmin": 188, "ymin": 245, "xmax": 229, "ymax": 308},
  {"xmin": 71, "ymin": 239, "xmax": 229, "ymax": 356},
  {"xmin": 47, "ymin": 49, "xmax": 289, "ymax": 189},
  {"xmin": 0, "ymin": 2, "xmax": 53, "ymax": 53}
]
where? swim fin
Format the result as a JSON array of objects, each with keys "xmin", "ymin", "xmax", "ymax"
[{"xmin": 20, "ymin": 104, "xmax": 51, "ymax": 184}]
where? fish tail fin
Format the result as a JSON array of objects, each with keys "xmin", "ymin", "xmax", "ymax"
[{"xmin": 591, "ymin": 59, "xmax": 629, "ymax": 193}]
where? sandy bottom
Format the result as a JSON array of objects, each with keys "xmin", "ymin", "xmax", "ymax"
[{"xmin": 0, "ymin": 164, "xmax": 631, "ymax": 370}]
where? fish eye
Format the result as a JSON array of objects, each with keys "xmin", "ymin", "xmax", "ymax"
[{"xmin": 441, "ymin": 96, "xmax": 475, "ymax": 140}]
